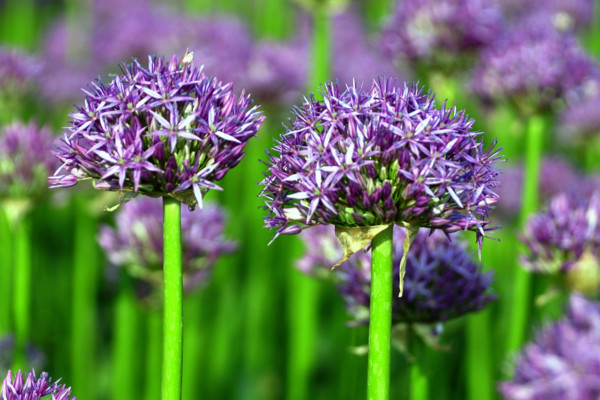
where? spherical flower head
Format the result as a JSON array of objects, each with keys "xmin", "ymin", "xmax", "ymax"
[
  {"xmin": 49, "ymin": 53, "xmax": 264, "ymax": 208},
  {"xmin": 261, "ymin": 79, "xmax": 503, "ymax": 247},
  {"xmin": 520, "ymin": 192, "xmax": 600, "ymax": 295},
  {"xmin": 500, "ymin": 293, "xmax": 600, "ymax": 400},
  {"xmin": 98, "ymin": 196, "xmax": 236, "ymax": 297},
  {"xmin": 471, "ymin": 28, "xmax": 596, "ymax": 113},
  {"xmin": 0, "ymin": 121, "xmax": 56, "ymax": 200},
  {"xmin": 298, "ymin": 225, "xmax": 495, "ymax": 324},
  {"xmin": 380, "ymin": 0, "xmax": 502, "ymax": 69},
  {"xmin": 501, "ymin": 0, "xmax": 593, "ymax": 32},
  {"xmin": 559, "ymin": 90, "xmax": 600, "ymax": 147},
  {"xmin": 1, "ymin": 370, "xmax": 75, "ymax": 400},
  {"xmin": 0, "ymin": 47, "xmax": 39, "ymax": 92}
]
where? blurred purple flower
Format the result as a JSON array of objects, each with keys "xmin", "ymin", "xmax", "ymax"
[
  {"xmin": 0, "ymin": 121, "xmax": 55, "ymax": 200},
  {"xmin": 298, "ymin": 225, "xmax": 495, "ymax": 323},
  {"xmin": 1, "ymin": 370, "xmax": 75, "ymax": 400},
  {"xmin": 471, "ymin": 27, "xmax": 596, "ymax": 112},
  {"xmin": 501, "ymin": 0, "xmax": 593, "ymax": 32},
  {"xmin": 0, "ymin": 335, "xmax": 46, "ymax": 373},
  {"xmin": 500, "ymin": 294, "xmax": 600, "ymax": 400},
  {"xmin": 49, "ymin": 53, "xmax": 264, "ymax": 208},
  {"xmin": 98, "ymin": 196, "xmax": 235, "ymax": 296},
  {"xmin": 559, "ymin": 92, "xmax": 600, "ymax": 145},
  {"xmin": 380, "ymin": 0, "xmax": 502, "ymax": 68},
  {"xmin": 0, "ymin": 47, "xmax": 39, "ymax": 91},
  {"xmin": 260, "ymin": 79, "xmax": 503, "ymax": 247},
  {"xmin": 519, "ymin": 192, "xmax": 600, "ymax": 294}
]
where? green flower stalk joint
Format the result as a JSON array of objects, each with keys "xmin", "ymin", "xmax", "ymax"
[{"xmin": 50, "ymin": 52, "xmax": 264, "ymax": 400}]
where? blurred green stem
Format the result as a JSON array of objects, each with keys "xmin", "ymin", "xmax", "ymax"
[
  {"xmin": 12, "ymin": 215, "xmax": 31, "ymax": 371},
  {"xmin": 162, "ymin": 198, "xmax": 183, "ymax": 400},
  {"xmin": 113, "ymin": 271, "xmax": 139, "ymax": 400},
  {"xmin": 466, "ymin": 310, "xmax": 493, "ymax": 400},
  {"xmin": 72, "ymin": 196, "xmax": 98, "ymax": 400},
  {"xmin": 409, "ymin": 328, "xmax": 428, "ymax": 400},
  {"xmin": 145, "ymin": 310, "xmax": 163, "ymax": 400},
  {"xmin": 0, "ymin": 208, "xmax": 12, "ymax": 334},
  {"xmin": 507, "ymin": 115, "xmax": 545, "ymax": 354},
  {"xmin": 367, "ymin": 225, "xmax": 394, "ymax": 400},
  {"xmin": 310, "ymin": 10, "xmax": 330, "ymax": 91},
  {"xmin": 0, "ymin": 0, "xmax": 36, "ymax": 49}
]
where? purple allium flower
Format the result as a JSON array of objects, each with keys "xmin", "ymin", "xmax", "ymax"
[
  {"xmin": 470, "ymin": 28, "xmax": 596, "ymax": 112},
  {"xmin": 559, "ymin": 91, "xmax": 600, "ymax": 145},
  {"xmin": 500, "ymin": 293, "xmax": 600, "ymax": 400},
  {"xmin": 98, "ymin": 196, "xmax": 235, "ymax": 295},
  {"xmin": 380, "ymin": 0, "xmax": 502, "ymax": 68},
  {"xmin": 495, "ymin": 157, "xmax": 583, "ymax": 219},
  {"xmin": 331, "ymin": 10, "xmax": 400, "ymax": 86},
  {"xmin": 0, "ymin": 121, "xmax": 56, "ymax": 200},
  {"xmin": 298, "ymin": 225, "xmax": 495, "ymax": 323},
  {"xmin": 501, "ymin": 0, "xmax": 593, "ymax": 32},
  {"xmin": 0, "ymin": 47, "xmax": 39, "ymax": 91},
  {"xmin": 1, "ymin": 370, "xmax": 75, "ymax": 400},
  {"xmin": 245, "ymin": 39, "xmax": 308, "ymax": 105},
  {"xmin": 260, "ymin": 79, "xmax": 503, "ymax": 247},
  {"xmin": 519, "ymin": 192, "xmax": 600, "ymax": 294},
  {"xmin": 49, "ymin": 53, "xmax": 264, "ymax": 207}
]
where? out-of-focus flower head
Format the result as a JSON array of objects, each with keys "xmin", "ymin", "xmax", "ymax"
[
  {"xmin": 501, "ymin": 0, "xmax": 593, "ymax": 33},
  {"xmin": 0, "ymin": 335, "xmax": 46, "ymax": 373},
  {"xmin": 495, "ymin": 157, "xmax": 584, "ymax": 220},
  {"xmin": 500, "ymin": 293, "xmax": 600, "ymax": 400},
  {"xmin": 1, "ymin": 370, "xmax": 75, "ymax": 400},
  {"xmin": 260, "ymin": 79, "xmax": 503, "ymax": 249},
  {"xmin": 245, "ymin": 39, "xmax": 308, "ymax": 106},
  {"xmin": 0, "ymin": 47, "xmax": 38, "ymax": 92},
  {"xmin": 380, "ymin": 0, "xmax": 503, "ymax": 70},
  {"xmin": 559, "ymin": 84, "xmax": 600, "ymax": 147},
  {"xmin": 298, "ymin": 225, "xmax": 495, "ymax": 323},
  {"xmin": 471, "ymin": 27, "xmax": 596, "ymax": 113},
  {"xmin": 520, "ymin": 192, "xmax": 600, "ymax": 295},
  {"xmin": 0, "ymin": 121, "xmax": 55, "ymax": 201},
  {"xmin": 49, "ymin": 53, "xmax": 264, "ymax": 208},
  {"xmin": 98, "ymin": 196, "xmax": 235, "ymax": 298}
]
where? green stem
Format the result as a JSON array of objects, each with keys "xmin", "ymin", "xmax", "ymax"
[
  {"xmin": 507, "ymin": 115, "xmax": 545, "ymax": 354},
  {"xmin": 71, "ymin": 196, "xmax": 98, "ymax": 400},
  {"xmin": 466, "ymin": 310, "xmax": 493, "ymax": 400},
  {"xmin": 310, "ymin": 10, "xmax": 331, "ymax": 92},
  {"xmin": 12, "ymin": 215, "xmax": 31, "ymax": 371},
  {"xmin": 367, "ymin": 225, "xmax": 394, "ymax": 400},
  {"xmin": 113, "ymin": 271, "xmax": 139, "ymax": 400},
  {"xmin": 0, "ymin": 0, "xmax": 36, "ymax": 49},
  {"xmin": 409, "ymin": 328, "xmax": 428, "ymax": 400},
  {"xmin": 253, "ymin": 0, "xmax": 290, "ymax": 38},
  {"xmin": 145, "ymin": 310, "xmax": 163, "ymax": 400},
  {"xmin": 364, "ymin": 0, "xmax": 394, "ymax": 29},
  {"xmin": 0, "ymin": 207, "xmax": 12, "ymax": 334},
  {"xmin": 182, "ymin": 293, "xmax": 204, "ymax": 400},
  {"xmin": 162, "ymin": 198, "xmax": 183, "ymax": 400}
]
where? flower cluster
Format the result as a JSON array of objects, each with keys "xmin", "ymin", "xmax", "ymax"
[
  {"xmin": 471, "ymin": 27, "xmax": 595, "ymax": 112},
  {"xmin": 1, "ymin": 370, "xmax": 75, "ymax": 400},
  {"xmin": 502, "ymin": 0, "xmax": 593, "ymax": 32},
  {"xmin": 49, "ymin": 53, "xmax": 264, "ymax": 207},
  {"xmin": 519, "ymin": 192, "xmax": 600, "ymax": 294},
  {"xmin": 380, "ymin": 0, "xmax": 502, "ymax": 68},
  {"xmin": 98, "ymin": 196, "xmax": 235, "ymax": 296},
  {"xmin": 298, "ymin": 225, "xmax": 495, "ymax": 324},
  {"xmin": 500, "ymin": 294, "xmax": 600, "ymax": 400},
  {"xmin": 0, "ymin": 121, "xmax": 56, "ymax": 200},
  {"xmin": 0, "ymin": 48, "xmax": 38, "ymax": 90},
  {"xmin": 260, "ymin": 79, "xmax": 502, "ymax": 247},
  {"xmin": 559, "ymin": 92, "xmax": 600, "ymax": 146}
]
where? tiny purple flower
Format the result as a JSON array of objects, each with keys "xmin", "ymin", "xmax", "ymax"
[
  {"xmin": 1, "ymin": 370, "xmax": 75, "ymax": 400},
  {"xmin": 0, "ymin": 121, "xmax": 56, "ymax": 200},
  {"xmin": 49, "ymin": 53, "xmax": 264, "ymax": 207},
  {"xmin": 298, "ymin": 225, "xmax": 495, "ymax": 323},
  {"xmin": 260, "ymin": 79, "xmax": 503, "ymax": 248},
  {"xmin": 500, "ymin": 294, "xmax": 600, "ymax": 400},
  {"xmin": 98, "ymin": 196, "xmax": 235, "ymax": 297}
]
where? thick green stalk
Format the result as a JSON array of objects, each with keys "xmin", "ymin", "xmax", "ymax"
[
  {"xmin": 113, "ymin": 271, "xmax": 139, "ymax": 400},
  {"xmin": 0, "ymin": 0, "xmax": 36, "ymax": 49},
  {"xmin": 253, "ymin": 0, "xmax": 289, "ymax": 38},
  {"xmin": 507, "ymin": 115, "xmax": 545, "ymax": 354},
  {"xmin": 310, "ymin": 10, "xmax": 331, "ymax": 91},
  {"xmin": 409, "ymin": 329, "xmax": 428, "ymax": 400},
  {"xmin": 466, "ymin": 310, "xmax": 493, "ymax": 400},
  {"xmin": 12, "ymin": 216, "xmax": 31, "ymax": 371},
  {"xmin": 145, "ymin": 310, "xmax": 163, "ymax": 400},
  {"xmin": 0, "ymin": 208, "xmax": 12, "ymax": 334},
  {"xmin": 367, "ymin": 225, "xmax": 394, "ymax": 400},
  {"xmin": 162, "ymin": 198, "xmax": 183, "ymax": 400},
  {"xmin": 182, "ymin": 292, "xmax": 204, "ymax": 399},
  {"xmin": 71, "ymin": 197, "xmax": 98, "ymax": 400}
]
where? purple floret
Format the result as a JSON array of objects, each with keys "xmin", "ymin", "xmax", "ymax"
[
  {"xmin": 500, "ymin": 294, "xmax": 600, "ymax": 400},
  {"xmin": 0, "ymin": 121, "xmax": 56, "ymax": 200},
  {"xmin": 298, "ymin": 225, "xmax": 495, "ymax": 323},
  {"xmin": 260, "ymin": 79, "xmax": 503, "ymax": 248},
  {"xmin": 1, "ymin": 370, "xmax": 75, "ymax": 400},
  {"xmin": 98, "ymin": 196, "xmax": 235, "ymax": 295},
  {"xmin": 49, "ymin": 53, "xmax": 264, "ymax": 207},
  {"xmin": 380, "ymin": 0, "xmax": 502, "ymax": 68}
]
